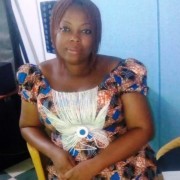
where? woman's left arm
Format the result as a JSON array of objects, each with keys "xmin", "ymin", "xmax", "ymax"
[
  {"xmin": 64, "ymin": 92, "xmax": 154, "ymax": 179},
  {"xmin": 90, "ymin": 92, "xmax": 154, "ymax": 175}
]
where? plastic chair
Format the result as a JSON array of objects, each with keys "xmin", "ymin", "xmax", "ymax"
[
  {"xmin": 156, "ymin": 137, "xmax": 180, "ymax": 160},
  {"xmin": 156, "ymin": 137, "xmax": 180, "ymax": 174},
  {"xmin": 27, "ymin": 143, "xmax": 46, "ymax": 180}
]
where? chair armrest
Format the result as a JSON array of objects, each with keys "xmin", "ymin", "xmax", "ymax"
[{"xmin": 27, "ymin": 143, "xmax": 46, "ymax": 180}]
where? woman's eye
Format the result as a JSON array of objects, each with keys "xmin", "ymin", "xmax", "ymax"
[
  {"xmin": 59, "ymin": 27, "xmax": 70, "ymax": 32},
  {"xmin": 81, "ymin": 29, "xmax": 92, "ymax": 35}
]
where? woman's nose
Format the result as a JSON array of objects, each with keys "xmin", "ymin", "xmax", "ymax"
[{"xmin": 70, "ymin": 32, "xmax": 80, "ymax": 42}]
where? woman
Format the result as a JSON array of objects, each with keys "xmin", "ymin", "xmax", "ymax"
[{"xmin": 17, "ymin": 0, "xmax": 157, "ymax": 179}]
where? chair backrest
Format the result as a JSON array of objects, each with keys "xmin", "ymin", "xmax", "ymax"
[
  {"xmin": 156, "ymin": 137, "xmax": 180, "ymax": 174},
  {"xmin": 157, "ymin": 147, "xmax": 180, "ymax": 173},
  {"xmin": 156, "ymin": 137, "xmax": 180, "ymax": 160}
]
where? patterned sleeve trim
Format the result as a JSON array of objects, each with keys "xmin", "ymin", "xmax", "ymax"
[
  {"xmin": 16, "ymin": 64, "xmax": 43, "ymax": 103},
  {"xmin": 113, "ymin": 58, "xmax": 148, "ymax": 95}
]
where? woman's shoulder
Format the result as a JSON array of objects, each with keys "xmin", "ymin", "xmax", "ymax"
[
  {"xmin": 39, "ymin": 58, "xmax": 56, "ymax": 68},
  {"xmin": 39, "ymin": 58, "xmax": 57, "ymax": 78},
  {"xmin": 97, "ymin": 54, "xmax": 122, "ymax": 65},
  {"xmin": 17, "ymin": 63, "xmax": 42, "ymax": 84},
  {"xmin": 97, "ymin": 54, "xmax": 122, "ymax": 74},
  {"xmin": 16, "ymin": 63, "xmax": 45, "ymax": 102},
  {"xmin": 98, "ymin": 56, "xmax": 148, "ymax": 94},
  {"xmin": 121, "ymin": 58, "xmax": 147, "ymax": 76},
  {"xmin": 17, "ymin": 63, "xmax": 40, "ymax": 73},
  {"xmin": 97, "ymin": 55, "xmax": 146, "ymax": 75}
]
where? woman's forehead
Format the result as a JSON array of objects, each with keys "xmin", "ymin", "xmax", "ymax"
[{"xmin": 60, "ymin": 4, "xmax": 93, "ymax": 24}]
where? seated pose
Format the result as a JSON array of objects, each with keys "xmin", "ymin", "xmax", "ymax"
[{"xmin": 17, "ymin": 0, "xmax": 157, "ymax": 179}]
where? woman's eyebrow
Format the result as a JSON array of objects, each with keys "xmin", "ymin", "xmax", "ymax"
[
  {"xmin": 81, "ymin": 22, "xmax": 92, "ymax": 27},
  {"xmin": 60, "ymin": 20, "xmax": 71, "ymax": 25},
  {"xmin": 61, "ymin": 20, "xmax": 92, "ymax": 27}
]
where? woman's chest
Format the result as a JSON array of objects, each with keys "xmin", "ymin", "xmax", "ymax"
[{"xmin": 37, "ymin": 88, "xmax": 124, "ymax": 130}]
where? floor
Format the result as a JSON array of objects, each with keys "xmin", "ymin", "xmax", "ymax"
[{"xmin": 0, "ymin": 158, "xmax": 37, "ymax": 180}]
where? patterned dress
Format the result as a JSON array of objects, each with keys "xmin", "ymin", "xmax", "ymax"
[{"xmin": 17, "ymin": 58, "xmax": 157, "ymax": 180}]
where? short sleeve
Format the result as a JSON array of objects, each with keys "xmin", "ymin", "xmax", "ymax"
[
  {"xmin": 117, "ymin": 58, "xmax": 148, "ymax": 95},
  {"xmin": 16, "ymin": 64, "xmax": 42, "ymax": 103}
]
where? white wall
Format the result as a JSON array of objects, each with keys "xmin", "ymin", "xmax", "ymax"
[{"xmin": 12, "ymin": 0, "xmax": 56, "ymax": 64}]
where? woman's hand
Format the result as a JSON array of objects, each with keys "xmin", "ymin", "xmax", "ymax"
[
  {"xmin": 51, "ymin": 149, "xmax": 76, "ymax": 179},
  {"xmin": 64, "ymin": 159, "xmax": 95, "ymax": 180},
  {"xmin": 19, "ymin": 100, "xmax": 76, "ymax": 179}
]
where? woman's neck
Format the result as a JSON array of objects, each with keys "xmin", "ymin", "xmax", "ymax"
[{"xmin": 58, "ymin": 57, "xmax": 96, "ymax": 78}]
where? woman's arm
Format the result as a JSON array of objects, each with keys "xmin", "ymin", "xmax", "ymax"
[
  {"xmin": 19, "ymin": 100, "xmax": 75, "ymax": 177},
  {"xmin": 90, "ymin": 92, "xmax": 154, "ymax": 173},
  {"xmin": 64, "ymin": 92, "xmax": 154, "ymax": 179}
]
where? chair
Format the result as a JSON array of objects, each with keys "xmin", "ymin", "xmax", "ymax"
[
  {"xmin": 156, "ymin": 137, "xmax": 180, "ymax": 160},
  {"xmin": 156, "ymin": 137, "xmax": 180, "ymax": 173},
  {"xmin": 27, "ymin": 143, "xmax": 46, "ymax": 180}
]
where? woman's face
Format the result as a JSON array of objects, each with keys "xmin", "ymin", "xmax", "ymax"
[{"xmin": 55, "ymin": 4, "xmax": 94, "ymax": 65}]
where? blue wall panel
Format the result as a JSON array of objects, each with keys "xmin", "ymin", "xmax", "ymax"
[{"xmin": 159, "ymin": 0, "xmax": 180, "ymax": 146}]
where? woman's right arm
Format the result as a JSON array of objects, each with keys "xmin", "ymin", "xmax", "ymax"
[{"xmin": 19, "ymin": 100, "xmax": 75, "ymax": 177}]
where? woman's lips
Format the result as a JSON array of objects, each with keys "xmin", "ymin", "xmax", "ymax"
[{"xmin": 67, "ymin": 47, "xmax": 81, "ymax": 54}]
